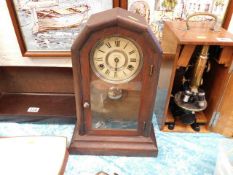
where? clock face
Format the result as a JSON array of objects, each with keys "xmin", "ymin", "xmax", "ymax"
[{"xmin": 90, "ymin": 36, "xmax": 143, "ymax": 84}]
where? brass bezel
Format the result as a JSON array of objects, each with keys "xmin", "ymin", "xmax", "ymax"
[{"xmin": 90, "ymin": 36, "xmax": 143, "ymax": 84}]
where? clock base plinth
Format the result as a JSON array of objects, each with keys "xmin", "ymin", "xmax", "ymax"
[{"xmin": 69, "ymin": 126, "xmax": 158, "ymax": 157}]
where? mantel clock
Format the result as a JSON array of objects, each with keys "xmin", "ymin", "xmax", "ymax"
[{"xmin": 70, "ymin": 8, "xmax": 162, "ymax": 156}]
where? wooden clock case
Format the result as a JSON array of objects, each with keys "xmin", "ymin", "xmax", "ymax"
[
  {"xmin": 70, "ymin": 8, "xmax": 162, "ymax": 156},
  {"xmin": 156, "ymin": 21, "xmax": 233, "ymax": 136}
]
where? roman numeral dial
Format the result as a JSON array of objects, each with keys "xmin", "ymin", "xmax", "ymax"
[{"xmin": 90, "ymin": 36, "xmax": 143, "ymax": 84}]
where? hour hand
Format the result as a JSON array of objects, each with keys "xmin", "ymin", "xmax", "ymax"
[{"xmin": 114, "ymin": 57, "xmax": 119, "ymax": 71}]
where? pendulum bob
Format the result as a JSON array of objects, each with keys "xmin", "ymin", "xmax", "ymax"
[{"xmin": 90, "ymin": 81, "xmax": 141, "ymax": 129}]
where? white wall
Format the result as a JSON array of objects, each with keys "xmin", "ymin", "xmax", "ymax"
[
  {"xmin": 228, "ymin": 14, "xmax": 233, "ymax": 34},
  {"xmin": 0, "ymin": 1, "xmax": 71, "ymax": 67}
]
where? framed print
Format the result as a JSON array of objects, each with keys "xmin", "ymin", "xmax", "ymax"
[
  {"xmin": 6, "ymin": 0, "xmax": 120, "ymax": 57},
  {"xmin": 121, "ymin": 0, "xmax": 230, "ymax": 40},
  {"xmin": 124, "ymin": 0, "xmax": 155, "ymax": 23}
]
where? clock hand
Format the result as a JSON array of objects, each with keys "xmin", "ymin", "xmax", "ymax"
[
  {"xmin": 114, "ymin": 57, "xmax": 119, "ymax": 71},
  {"xmin": 115, "ymin": 62, "xmax": 118, "ymax": 71}
]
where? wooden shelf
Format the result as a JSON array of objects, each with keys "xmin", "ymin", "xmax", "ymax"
[
  {"xmin": 163, "ymin": 109, "xmax": 209, "ymax": 133},
  {"xmin": 165, "ymin": 109, "xmax": 208, "ymax": 124},
  {"xmin": 163, "ymin": 121, "xmax": 209, "ymax": 133},
  {"xmin": 0, "ymin": 93, "xmax": 76, "ymax": 123}
]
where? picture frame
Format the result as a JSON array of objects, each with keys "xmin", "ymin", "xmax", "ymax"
[
  {"xmin": 6, "ymin": 0, "xmax": 120, "ymax": 57},
  {"xmin": 120, "ymin": 0, "xmax": 230, "ymax": 40}
]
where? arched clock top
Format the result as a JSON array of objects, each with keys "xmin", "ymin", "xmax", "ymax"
[{"xmin": 71, "ymin": 8, "xmax": 162, "ymax": 55}]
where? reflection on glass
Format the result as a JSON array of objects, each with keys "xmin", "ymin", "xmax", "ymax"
[{"xmin": 90, "ymin": 80, "xmax": 141, "ymax": 130}]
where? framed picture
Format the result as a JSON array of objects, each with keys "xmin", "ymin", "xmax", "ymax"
[
  {"xmin": 121, "ymin": 0, "xmax": 230, "ymax": 40},
  {"xmin": 122, "ymin": 0, "xmax": 155, "ymax": 24},
  {"xmin": 6, "ymin": 0, "xmax": 120, "ymax": 57}
]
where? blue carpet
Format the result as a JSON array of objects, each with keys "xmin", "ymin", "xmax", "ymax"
[{"xmin": 0, "ymin": 115, "xmax": 231, "ymax": 175}]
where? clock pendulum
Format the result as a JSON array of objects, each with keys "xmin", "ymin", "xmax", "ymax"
[{"xmin": 70, "ymin": 8, "xmax": 162, "ymax": 156}]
